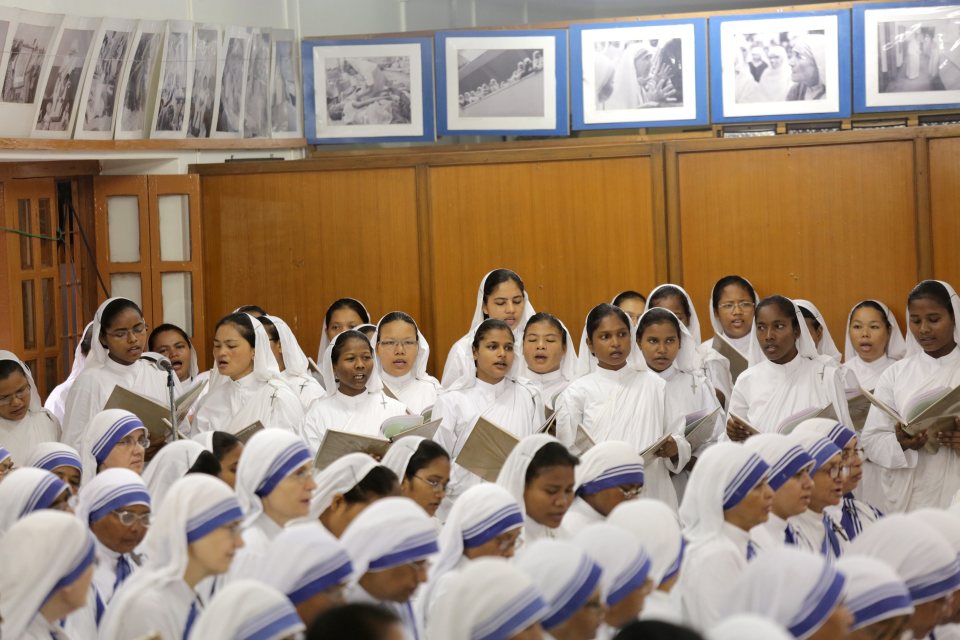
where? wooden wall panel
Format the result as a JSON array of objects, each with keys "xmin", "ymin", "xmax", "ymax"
[
  {"xmin": 201, "ymin": 167, "xmax": 422, "ymax": 361},
  {"xmin": 426, "ymin": 156, "xmax": 661, "ymax": 372},
  {"xmin": 675, "ymin": 140, "xmax": 919, "ymax": 344},
  {"xmin": 929, "ymin": 137, "xmax": 960, "ymax": 288}
]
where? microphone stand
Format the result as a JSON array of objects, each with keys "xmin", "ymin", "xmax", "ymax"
[{"xmin": 167, "ymin": 368, "xmax": 179, "ymax": 440}]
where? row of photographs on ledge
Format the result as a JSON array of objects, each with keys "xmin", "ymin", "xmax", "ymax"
[
  {"xmin": 0, "ymin": 8, "xmax": 302, "ymax": 140},
  {"xmin": 303, "ymin": 1, "xmax": 960, "ymax": 144}
]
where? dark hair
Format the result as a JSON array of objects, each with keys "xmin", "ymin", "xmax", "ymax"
[
  {"xmin": 711, "ymin": 275, "xmax": 757, "ymax": 311},
  {"xmin": 0, "ymin": 360, "xmax": 26, "ymax": 382},
  {"xmin": 523, "ymin": 312, "xmax": 568, "ymax": 344},
  {"xmin": 525, "ymin": 442, "xmax": 579, "ymax": 484},
  {"xmin": 613, "ymin": 621, "xmax": 705, "ymax": 640},
  {"xmin": 148, "ymin": 323, "xmax": 191, "ymax": 351},
  {"xmin": 376, "ymin": 311, "xmax": 419, "ymax": 344},
  {"xmin": 585, "ymin": 303, "xmax": 631, "ymax": 341},
  {"xmin": 325, "ymin": 298, "xmax": 370, "ymax": 328},
  {"xmin": 211, "ymin": 431, "xmax": 242, "ymax": 461},
  {"xmin": 100, "ymin": 298, "xmax": 143, "ymax": 333},
  {"xmin": 850, "ymin": 300, "xmax": 892, "ymax": 330},
  {"xmin": 80, "ymin": 324, "xmax": 93, "ymax": 357},
  {"xmin": 797, "ymin": 304, "xmax": 821, "ymax": 331},
  {"xmin": 357, "ymin": 325, "xmax": 377, "ymax": 340},
  {"xmin": 472, "ymin": 319, "xmax": 514, "ymax": 351},
  {"xmin": 755, "ymin": 295, "xmax": 800, "ymax": 330},
  {"xmin": 482, "ymin": 269, "xmax": 525, "ymax": 309},
  {"xmin": 256, "ymin": 316, "xmax": 280, "ymax": 342},
  {"xmin": 308, "ymin": 603, "xmax": 401, "ymax": 640},
  {"xmin": 187, "ymin": 451, "xmax": 221, "ymax": 477},
  {"xmin": 612, "ymin": 290, "xmax": 647, "ymax": 307},
  {"xmin": 637, "ymin": 307, "xmax": 682, "ymax": 342},
  {"xmin": 908, "ymin": 281, "xmax": 955, "ymax": 320},
  {"xmin": 234, "ymin": 304, "xmax": 268, "ymax": 316},
  {"xmin": 404, "ymin": 440, "xmax": 450, "ymax": 480},
  {"xmin": 648, "ymin": 285, "xmax": 692, "ymax": 319},
  {"xmin": 343, "ymin": 466, "xmax": 399, "ymax": 504},
  {"xmin": 215, "ymin": 313, "xmax": 256, "ymax": 348},
  {"xmin": 330, "ymin": 330, "xmax": 372, "ymax": 365}
]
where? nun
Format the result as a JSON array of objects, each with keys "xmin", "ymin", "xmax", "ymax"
[
  {"xmin": 148, "ymin": 323, "xmax": 206, "ymax": 390},
  {"xmin": 44, "ymin": 320, "xmax": 92, "ymax": 422},
  {"xmin": 341, "ymin": 497, "xmax": 440, "ymax": 640},
  {"xmin": 311, "ymin": 452, "xmax": 399, "ymax": 537},
  {"xmin": 785, "ymin": 431, "xmax": 847, "ymax": 559},
  {"xmin": 835, "ymin": 556, "xmax": 913, "ymax": 640},
  {"xmin": 79, "ymin": 409, "xmax": 148, "ymax": 484},
  {"xmin": 795, "ymin": 299, "xmax": 843, "ymax": 364},
  {"xmin": 860, "ymin": 280, "xmax": 960, "ymax": 511},
  {"xmin": 440, "ymin": 269, "xmax": 537, "ymax": 387},
  {"xmin": 704, "ymin": 275, "xmax": 762, "ymax": 366},
  {"xmin": 612, "ymin": 290, "xmax": 647, "ymax": 327},
  {"xmin": 316, "ymin": 297, "xmax": 371, "ymax": 366},
  {"xmin": 497, "ymin": 434, "xmax": 579, "ymax": 542},
  {"xmin": 514, "ymin": 539, "xmax": 606, "ymax": 640},
  {"xmin": 98, "ymin": 474, "xmax": 245, "ymax": 639},
  {"xmin": 261, "ymin": 315, "xmax": 325, "ymax": 409},
  {"xmin": 562, "ymin": 441, "xmax": 644, "ymax": 536},
  {"xmin": 843, "ymin": 300, "xmax": 906, "ymax": 391},
  {"xmin": 381, "ymin": 436, "xmax": 450, "ymax": 519},
  {"xmin": 25, "ymin": 441, "xmax": 82, "ymax": 496},
  {"xmin": 0, "ymin": 444, "xmax": 13, "ymax": 479},
  {"xmin": 676, "ymin": 442, "xmax": 772, "ymax": 630},
  {"xmin": 708, "ymin": 615, "xmax": 793, "ymax": 640},
  {"xmin": 0, "ymin": 467, "xmax": 72, "ymax": 533},
  {"xmin": 190, "ymin": 580, "xmax": 306, "ymax": 640},
  {"xmin": 301, "ymin": 330, "xmax": 409, "ymax": 454},
  {"xmin": 0, "ymin": 511, "xmax": 96, "ymax": 639},
  {"xmin": 191, "ymin": 431, "xmax": 243, "ymax": 488},
  {"xmin": 518, "ymin": 312, "xmax": 579, "ymax": 410},
  {"xmin": 425, "ymin": 557, "xmax": 548, "ymax": 640},
  {"xmin": 375, "ymin": 311, "xmax": 442, "ymax": 414},
  {"xmin": 141, "ymin": 439, "xmax": 204, "ymax": 510},
  {"xmin": 0, "ymin": 350, "xmax": 60, "ymax": 463},
  {"xmin": 62, "ymin": 297, "xmax": 173, "ymax": 450},
  {"xmin": 911, "ymin": 509, "xmax": 960, "ymax": 639},
  {"xmin": 189, "ymin": 313, "xmax": 304, "ymax": 437}
]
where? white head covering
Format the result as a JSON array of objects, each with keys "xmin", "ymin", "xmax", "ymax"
[
  {"xmin": 75, "ymin": 467, "xmax": 151, "ymax": 527},
  {"xmin": 904, "ymin": 280, "xmax": 960, "ymax": 357},
  {"xmin": 514, "ymin": 539, "xmax": 603, "ymax": 629},
  {"xmin": 310, "ymin": 452, "xmax": 379, "ymax": 518},
  {"xmin": 794, "ymin": 299, "xmax": 842, "ymax": 363},
  {"xmin": 317, "ymin": 298, "xmax": 371, "ymax": 363},
  {"xmin": 912, "ymin": 508, "xmax": 960, "ymax": 554},
  {"xmin": 573, "ymin": 441, "xmax": 644, "ymax": 496},
  {"xmin": 264, "ymin": 315, "xmax": 311, "ymax": 377},
  {"xmin": 236, "ymin": 430, "xmax": 312, "ymax": 527},
  {"xmin": 0, "ymin": 349, "xmax": 44, "ymax": 416},
  {"xmin": 468, "ymin": 269, "xmax": 536, "ymax": 333},
  {"xmin": 707, "ymin": 614, "xmax": 793, "ymax": 640},
  {"xmin": 375, "ymin": 312, "xmax": 436, "ymax": 383},
  {"xmin": 573, "ymin": 523, "xmax": 652, "ymax": 607},
  {"xmin": 576, "ymin": 304, "xmax": 645, "ymax": 376},
  {"xmin": 25, "ymin": 441, "xmax": 82, "ymax": 475},
  {"xmin": 380, "ymin": 436, "xmax": 438, "ymax": 481},
  {"xmin": 255, "ymin": 522, "xmax": 353, "ymax": 605},
  {"xmin": 79, "ymin": 408, "xmax": 147, "ymax": 483},
  {"xmin": 515, "ymin": 313, "xmax": 579, "ymax": 383},
  {"xmin": 647, "ymin": 283, "xmax": 706, "ymax": 343},
  {"xmin": 64, "ymin": 321, "xmax": 94, "ymax": 384},
  {"xmin": 679, "ymin": 442, "xmax": 770, "ymax": 544},
  {"xmin": 843, "ymin": 300, "xmax": 907, "ymax": 362},
  {"xmin": 192, "ymin": 431, "xmax": 215, "ymax": 451},
  {"xmin": 608, "ymin": 498, "xmax": 685, "ymax": 586},
  {"xmin": 340, "ymin": 497, "xmax": 439, "ymax": 579},
  {"xmin": 426, "ymin": 557, "xmax": 548, "ymax": 640},
  {"xmin": 787, "ymin": 430, "xmax": 842, "ymax": 474},
  {"xmin": 190, "ymin": 579, "xmax": 305, "ymax": 640},
  {"xmin": 836, "ymin": 555, "xmax": 913, "ymax": 631},
  {"xmin": 741, "ymin": 434, "xmax": 814, "ymax": 492},
  {"xmin": 99, "ymin": 475, "xmax": 245, "ymax": 638},
  {"xmin": 0, "ymin": 467, "xmax": 69, "ymax": 533},
  {"xmin": 708, "ymin": 276, "xmax": 762, "ymax": 363},
  {"xmin": 726, "ymin": 547, "xmax": 846, "ymax": 640},
  {"xmin": 848, "ymin": 513, "xmax": 960, "ymax": 605},
  {"xmin": 496, "ymin": 434, "xmax": 565, "ymax": 536},
  {"xmin": 319, "ymin": 329, "xmax": 384, "ymax": 398},
  {"xmin": 141, "ymin": 440, "xmax": 205, "ymax": 510},
  {"xmin": 633, "ymin": 307, "xmax": 699, "ymax": 373},
  {"xmin": 791, "ymin": 418, "xmax": 857, "ymax": 451},
  {"xmin": 87, "ymin": 297, "xmax": 141, "ymax": 368},
  {"xmin": 206, "ymin": 313, "xmax": 283, "ymax": 391},
  {"xmin": 0, "ymin": 511, "xmax": 96, "ymax": 638}
]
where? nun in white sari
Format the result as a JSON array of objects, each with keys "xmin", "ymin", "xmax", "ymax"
[
  {"xmin": 860, "ymin": 280, "xmax": 960, "ymax": 512},
  {"xmin": 0, "ymin": 511, "xmax": 96, "ymax": 640},
  {"xmin": 0, "ymin": 350, "xmax": 61, "ymax": 463},
  {"xmin": 45, "ymin": 321, "xmax": 92, "ymax": 423},
  {"xmin": 375, "ymin": 312, "xmax": 442, "ymax": 414},
  {"xmin": 516, "ymin": 312, "xmax": 579, "ymax": 410},
  {"xmin": 189, "ymin": 580, "xmax": 306, "ymax": 640},
  {"xmin": 0, "ymin": 467, "xmax": 71, "ymax": 533},
  {"xmin": 784, "ymin": 431, "xmax": 847, "ymax": 560},
  {"xmin": 189, "ymin": 313, "xmax": 304, "ymax": 438},
  {"xmin": 795, "ymin": 299, "xmax": 843, "ymax": 364},
  {"xmin": 842, "ymin": 300, "xmax": 907, "ymax": 391},
  {"xmin": 264, "ymin": 314, "xmax": 325, "ymax": 409},
  {"xmin": 703, "ymin": 275, "xmax": 764, "ymax": 373},
  {"xmin": 141, "ymin": 440, "xmax": 204, "ymax": 511},
  {"xmin": 562, "ymin": 441, "xmax": 644, "ymax": 536}
]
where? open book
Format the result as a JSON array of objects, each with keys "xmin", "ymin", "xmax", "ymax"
[
  {"xmin": 313, "ymin": 417, "xmax": 442, "ymax": 470},
  {"xmin": 685, "ymin": 407, "xmax": 722, "ymax": 450},
  {"xmin": 728, "ymin": 404, "xmax": 835, "ymax": 437},
  {"xmin": 846, "ymin": 393, "xmax": 871, "ymax": 431},
  {"xmin": 536, "ymin": 411, "xmax": 558, "ymax": 437},
  {"xmin": 571, "ymin": 424, "xmax": 595, "ymax": 457},
  {"xmin": 456, "ymin": 417, "xmax": 521, "ymax": 482},
  {"xmin": 639, "ymin": 432, "xmax": 674, "ymax": 464},
  {"xmin": 861, "ymin": 386, "xmax": 960, "ymax": 451},
  {"xmin": 712, "ymin": 336, "xmax": 749, "ymax": 383},
  {"xmin": 234, "ymin": 421, "xmax": 264, "ymax": 443},
  {"xmin": 104, "ymin": 381, "xmax": 207, "ymax": 440}
]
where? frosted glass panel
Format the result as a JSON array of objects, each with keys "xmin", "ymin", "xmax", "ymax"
[
  {"xmin": 161, "ymin": 272, "xmax": 193, "ymax": 335},
  {"xmin": 158, "ymin": 195, "xmax": 191, "ymax": 261},
  {"xmin": 110, "ymin": 273, "xmax": 142, "ymax": 308},
  {"xmin": 107, "ymin": 196, "xmax": 140, "ymax": 263}
]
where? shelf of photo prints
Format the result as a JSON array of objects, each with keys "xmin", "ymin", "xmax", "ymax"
[
  {"xmin": 0, "ymin": 7, "xmax": 304, "ymax": 143},
  {"xmin": 302, "ymin": 0, "xmax": 960, "ymax": 145}
]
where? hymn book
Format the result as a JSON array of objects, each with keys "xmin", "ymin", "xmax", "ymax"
[
  {"xmin": 456, "ymin": 417, "xmax": 520, "ymax": 483},
  {"xmin": 313, "ymin": 416, "xmax": 442, "ymax": 470},
  {"xmin": 861, "ymin": 386, "xmax": 960, "ymax": 453},
  {"xmin": 684, "ymin": 407, "xmax": 722, "ymax": 450},
  {"xmin": 712, "ymin": 337, "xmax": 749, "ymax": 383},
  {"xmin": 104, "ymin": 381, "xmax": 207, "ymax": 440}
]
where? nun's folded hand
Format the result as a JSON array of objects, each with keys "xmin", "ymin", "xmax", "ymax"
[
  {"xmin": 655, "ymin": 435, "xmax": 679, "ymax": 459},
  {"xmin": 895, "ymin": 423, "xmax": 928, "ymax": 451},
  {"xmin": 726, "ymin": 417, "xmax": 752, "ymax": 442}
]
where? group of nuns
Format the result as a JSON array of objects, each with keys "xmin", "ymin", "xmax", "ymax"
[{"xmin": 2, "ymin": 267, "xmax": 960, "ymax": 639}]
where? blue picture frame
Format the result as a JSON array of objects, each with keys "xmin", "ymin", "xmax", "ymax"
[
  {"xmin": 569, "ymin": 18, "xmax": 709, "ymax": 130},
  {"xmin": 709, "ymin": 10, "xmax": 852, "ymax": 124},
  {"xmin": 435, "ymin": 29, "xmax": 568, "ymax": 137},
  {"xmin": 853, "ymin": 1, "xmax": 960, "ymax": 113},
  {"xmin": 301, "ymin": 37, "xmax": 435, "ymax": 144}
]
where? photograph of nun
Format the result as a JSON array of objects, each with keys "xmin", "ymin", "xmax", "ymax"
[
  {"xmin": 270, "ymin": 34, "xmax": 300, "ymax": 135},
  {"xmin": 215, "ymin": 33, "xmax": 248, "ymax": 134},
  {"xmin": 324, "ymin": 55, "xmax": 411, "ymax": 126},
  {"xmin": 154, "ymin": 29, "xmax": 190, "ymax": 134},
  {"xmin": 119, "ymin": 28, "xmax": 162, "ymax": 134},
  {"xmin": 730, "ymin": 30, "xmax": 827, "ymax": 103},
  {"xmin": 187, "ymin": 27, "xmax": 218, "ymax": 138},
  {"xmin": 593, "ymin": 39, "xmax": 682, "ymax": 110},
  {"xmin": 457, "ymin": 48, "xmax": 544, "ymax": 117},
  {"xmin": 34, "ymin": 27, "xmax": 95, "ymax": 132},
  {"xmin": 875, "ymin": 17, "xmax": 960, "ymax": 93},
  {"xmin": 2, "ymin": 21, "xmax": 55, "ymax": 104},
  {"xmin": 243, "ymin": 30, "xmax": 271, "ymax": 138},
  {"xmin": 80, "ymin": 28, "xmax": 132, "ymax": 133}
]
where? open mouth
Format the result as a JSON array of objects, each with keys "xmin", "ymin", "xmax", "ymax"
[{"xmin": 392, "ymin": 359, "xmax": 408, "ymax": 368}]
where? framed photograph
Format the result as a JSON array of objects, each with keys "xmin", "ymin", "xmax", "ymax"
[
  {"xmin": 854, "ymin": 1, "xmax": 960, "ymax": 113},
  {"xmin": 243, "ymin": 28, "xmax": 271, "ymax": 138},
  {"xmin": 1, "ymin": 10, "xmax": 60, "ymax": 105},
  {"xmin": 151, "ymin": 20, "xmax": 193, "ymax": 139},
  {"xmin": 211, "ymin": 26, "xmax": 250, "ymax": 139},
  {"xmin": 187, "ymin": 23, "xmax": 219, "ymax": 139},
  {"xmin": 570, "ymin": 19, "xmax": 708, "ymax": 130},
  {"xmin": 75, "ymin": 18, "xmax": 137, "ymax": 140},
  {"xmin": 303, "ymin": 36, "xmax": 434, "ymax": 144},
  {"xmin": 436, "ymin": 29, "xmax": 568, "ymax": 136},
  {"xmin": 709, "ymin": 10, "xmax": 851, "ymax": 123},
  {"xmin": 115, "ymin": 20, "xmax": 164, "ymax": 140},
  {"xmin": 270, "ymin": 28, "xmax": 302, "ymax": 138}
]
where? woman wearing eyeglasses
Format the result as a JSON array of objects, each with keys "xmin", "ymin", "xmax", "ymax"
[
  {"xmin": 705, "ymin": 275, "xmax": 762, "ymax": 368},
  {"xmin": 375, "ymin": 312, "xmax": 441, "ymax": 415},
  {"xmin": 79, "ymin": 409, "xmax": 149, "ymax": 484},
  {"xmin": 381, "ymin": 436, "xmax": 450, "ymax": 521},
  {"xmin": 785, "ymin": 431, "xmax": 849, "ymax": 560},
  {"xmin": 0, "ymin": 351, "xmax": 60, "ymax": 465},
  {"xmin": 62, "ymin": 298, "xmax": 175, "ymax": 451},
  {"xmin": 562, "ymin": 441, "xmax": 644, "ymax": 537}
]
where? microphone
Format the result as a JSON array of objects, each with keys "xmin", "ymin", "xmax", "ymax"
[{"xmin": 140, "ymin": 352, "xmax": 174, "ymax": 373}]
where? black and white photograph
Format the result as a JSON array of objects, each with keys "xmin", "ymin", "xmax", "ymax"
[
  {"xmin": 2, "ymin": 20, "xmax": 58, "ymax": 104},
  {"xmin": 303, "ymin": 37, "xmax": 434, "ymax": 143},
  {"xmin": 152, "ymin": 22, "xmax": 192, "ymax": 137},
  {"xmin": 856, "ymin": 3, "xmax": 960, "ymax": 112},
  {"xmin": 33, "ymin": 22, "xmax": 96, "ymax": 136},
  {"xmin": 214, "ymin": 28, "xmax": 249, "ymax": 137},
  {"xmin": 437, "ymin": 30, "xmax": 568, "ymax": 136},
  {"xmin": 116, "ymin": 22, "xmax": 164, "ymax": 137},
  {"xmin": 187, "ymin": 25, "xmax": 219, "ymax": 138},
  {"xmin": 711, "ymin": 12, "xmax": 850, "ymax": 123},
  {"xmin": 75, "ymin": 20, "xmax": 135, "ymax": 138},
  {"xmin": 243, "ymin": 29, "xmax": 271, "ymax": 138},
  {"xmin": 270, "ymin": 31, "xmax": 300, "ymax": 136}
]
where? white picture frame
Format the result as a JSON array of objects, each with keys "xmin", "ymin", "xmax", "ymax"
[
  {"xmin": 187, "ymin": 23, "xmax": 220, "ymax": 139},
  {"xmin": 211, "ymin": 25, "xmax": 250, "ymax": 139},
  {"xmin": 269, "ymin": 28, "xmax": 302, "ymax": 138},
  {"xmin": 74, "ymin": 18, "xmax": 136, "ymax": 140},
  {"xmin": 243, "ymin": 28, "xmax": 271, "ymax": 138},
  {"xmin": 150, "ymin": 20, "xmax": 193, "ymax": 139},
  {"xmin": 114, "ymin": 20, "xmax": 165, "ymax": 140}
]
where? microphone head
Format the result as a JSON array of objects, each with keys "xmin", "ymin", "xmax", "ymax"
[{"xmin": 140, "ymin": 351, "xmax": 174, "ymax": 372}]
